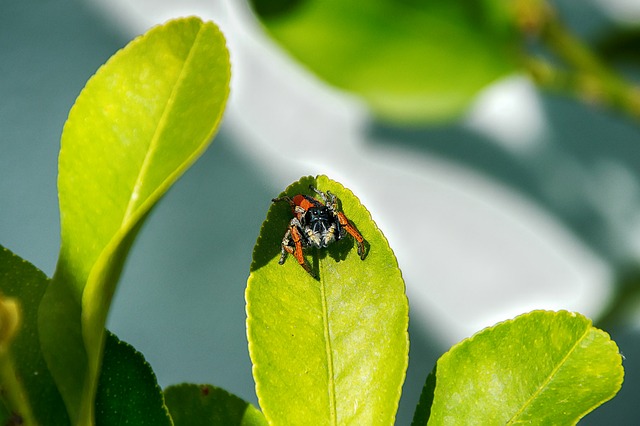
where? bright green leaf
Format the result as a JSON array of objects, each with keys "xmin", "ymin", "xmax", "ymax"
[
  {"xmin": 416, "ymin": 310, "xmax": 624, "ymax": 425},
  {"xmin": 164, "ymin": 384, "xmax": 267, "ymax": 426},
  {"xmin": 249, "ymin": 0, "xmax": 519, "ymax": 122},
  {"xmin": 95, "ymin": 332, "xmax": 172, "ymax": 426},
  {"xmin": 246, "ymin": 175, "xmax": 409, "ymax": 425},
  {"xmin": 38, "ymin": 17, "xmax": 230, "ymax": 424},
  {"xmin": 0, "ymin": 246, "xmax": 69, "ymax": 425}
]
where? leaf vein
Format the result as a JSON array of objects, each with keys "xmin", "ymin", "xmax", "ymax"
[
  {"xmin": 319, "ymin": 262, "xmax": 338, "ymax": 425},
  {"xmin": 508, "ymin": 325, "xmax": 591, "ymax": 423},
  {"xmin": 121, "ymin": 24, "xmax": 205, "ymax": 224}
]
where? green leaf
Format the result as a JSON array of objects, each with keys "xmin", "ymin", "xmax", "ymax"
[
  {"xmin": 95, "ymin": 332, "xmax": 172, "ymax": 426},
  {"xmin": 415, "ymin": 310, "xmax": 624, "ymax": 425},
  {"xmin": 249, "ymin": 0, "xmax": 519, "ymax": 122},
  {"xmin": 411, "ymin": 367, "xmax": 436, "ymax": 426},
  {"xmin": 38, "ymin": 17, "xmax": 231, "ymax": 424},
  {"xmin": 0, "ymin": 402, "xmax": 9, "ymax": 425},
  {"xmin": 246, "ymin": 175, "xmax": 409, "ymax": 424},
  {"xmin": 164, "ymin": 384, "xmax": 267, "ymax": 426},
  {"xmin": 0, "ymin": 246, "xmax": 69, "ymax": 425}
]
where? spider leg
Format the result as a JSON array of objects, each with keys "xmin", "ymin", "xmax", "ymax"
[
  {"xmin": 311, "ymin": 185, "xmax": 341, "ymax": 215},
  {"xmin": 279, "ymin": 218, "xmax": 313, "ymax": 274},
  {"xmin": 336, "ymin": 211, "xmax": 366, "ymax": 260},
  {"xmin": 290, "ymin": 224, "xmax": 313, "ymax": 274},
  {"xmin": 272, "ymin": 196, "xmax": 295, "ymax": 208},
  {"xmin": 278, "ymin": 217, "xmax": 302, "ymax": 262},
  {"xmin": 273, "ymin": 195, "xmax": 308, "ymax": 220},
  {"xmin": 309, "ymin": 186, "xmax": 339, "ymax": 212},
  {"xmin": 309, "ymin": 185, "xmax": 328, "ymax": 202},
  {"xmin": 278, "ymin": 228, "xmax": 294, "ymax": 264}
]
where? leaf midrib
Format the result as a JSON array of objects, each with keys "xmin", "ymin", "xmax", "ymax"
[
  {"xmin": 508, "ymin": 326, "xmax": 591, "ymax": 423},
  {"xmin": 319, "ymin": 261, "xmax": 338, "ymax": 425},
  {"xmin": 121, "ymin": 24, "xmax": 205, "ymax": 225}
]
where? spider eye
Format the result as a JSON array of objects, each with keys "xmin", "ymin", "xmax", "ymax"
[{"xmin": 305, "ymin": 206, "xmax": 331, "ymax": 229}]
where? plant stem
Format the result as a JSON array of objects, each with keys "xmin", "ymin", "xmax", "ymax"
[
  {"xmin": 524, "ymin": 3, "xmax": 640, "ymax": 119},
  {"xmin": 0, "ymin": 352, "xmax": 36, "ymax": 425}
]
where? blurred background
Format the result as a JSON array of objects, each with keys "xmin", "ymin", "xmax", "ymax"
[{"xmin": 2, "ymin": 0, "xmax": 640, "ymax": 423}]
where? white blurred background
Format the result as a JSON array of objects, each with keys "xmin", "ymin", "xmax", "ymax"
[{"xmin": 2, "ymin": 0, "xmax": 640, "ymax": 423}]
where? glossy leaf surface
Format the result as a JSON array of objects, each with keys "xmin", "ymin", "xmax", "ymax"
[
  {"xmin": 249, "ymin": 0, "xmax": 518, "ymax": 122},
  {"xmin": 415, "ymin": 310, "xmax": 624, "ymax": 425},
  {"xmin": 164, "ymin": 384, "xmax": 267, "ymax": 426},
  {"xmin": 0, "ymin": 246, "xmax": 68, "ymax": 425},
  {"xmin": 38, "ymin": 17, "xmax": 230, "ymax": 424},
  {"xmin": 95, "ymin": 332, "xmax": 172, "ymax": 426},
  {"xmin": 247, "ymin": 175, "xmax": 409, "ymax": 424}
]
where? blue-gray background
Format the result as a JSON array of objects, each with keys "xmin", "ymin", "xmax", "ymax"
[{"xmin": 1, "ymin": 0, "xmax": 639, "ymax": 424}]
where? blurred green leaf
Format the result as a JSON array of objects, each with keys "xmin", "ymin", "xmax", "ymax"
[
  {"xmin": 414, "ymin": 310, "xmax": 624, "ymax": 425},
  {"xmin": 0, "ymin": 246, "xmax": 68, "ymax": 425},
  {"xmin": 164, "ymin": 384, "xmax": 267, "ymax": 426},
  {"xmin": 246, "ymin": 175, "xmax": 409, "ymax": 424},
  {"xmin": 38, "ymin": 17, "xmax": 231, "ymax": 424},
  {"xmin": 0, "ymin": 403, "xmax": 9, "ymax": 425},
  {"xmin": 250, "ymin": 0, "xmax": 519, "ymax": 122},
  {"xmin": 95, "ymin": 332, "xmax": 172, "ymax": 426}
]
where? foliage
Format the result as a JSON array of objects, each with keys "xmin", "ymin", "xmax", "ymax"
[
  {"xmin": 0, "ymin": 16, "xmax": 246, "ymax": 426},
  {"xmin": 95, "ymin": 332, "xmax": 173, "ymax": 426},
  {"xmin": 412, "ymin": 310, "xmax": 623, "ymax": 425},
  {"xmin": 247, "ymin": 175, "xmax": 409, "ymax": 424},
  {"xmin": 164, "ymin": 384, "xmax": 267, "ymax": 426},
  {"xmin": 249, "ymin": 0, "xmax": 518, "ymax": 123},
  {"xmin": 0, "ymin": 247, "xmax": 67, "ymax": 425},
  {"xmin": 0, "ymin": 7, "xmax": 627, "ymax": 426},
  {"xmin": 249, "ymin": 0, "xmax": 640, "ymax": 123}
]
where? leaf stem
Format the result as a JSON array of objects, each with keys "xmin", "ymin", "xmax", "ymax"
[
  {"xmin": 0, "ymin": 296, "xmax": 36, "ymax": 424},
  {"xmin": 0, "ymin": 353, "xmax": 37, "ymax": 425}
]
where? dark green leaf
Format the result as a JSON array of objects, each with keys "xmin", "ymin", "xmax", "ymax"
[
  {"xmin": 164, "ymin": 384, "xmax": 266, "ymax": 426},
  {"xmin": 95, "ymin": 332, "xmax": 172, "ymax": 426},
  {"xmin": 410, "ymin": 366, "xmax": 436, "ymax": 426},
  {"xmin": 0, "ymin": 246, "xmax": 69, "ymax": 425}
]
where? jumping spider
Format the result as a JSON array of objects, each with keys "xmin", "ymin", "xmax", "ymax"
[{"xmin": 272, "ymin": 185, "xmax": 366, "ymax": 275}]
